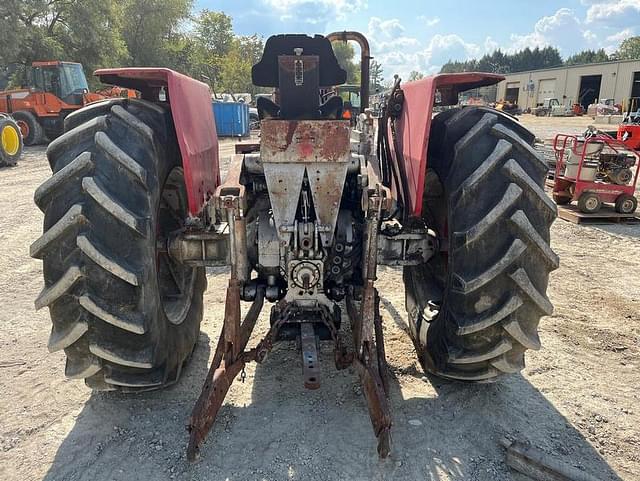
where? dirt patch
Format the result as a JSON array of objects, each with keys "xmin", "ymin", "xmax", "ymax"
[{"xmin": 0, "ymin": 117, "xmax": 639, "ymax": 480}]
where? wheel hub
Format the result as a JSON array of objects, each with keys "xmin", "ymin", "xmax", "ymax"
[
  {"xmin": 157, "ymin": 168, "xmax": 197, "ymax": 325},
  {"xmin": 585, "ymin": 197, "xmax": 599, "ymax": 210},
  {"xmin": 16, "ymin": 120, "xmax": 29, "ymax": 139},
  {"xmin": 621, "ymin": 199, "xmax": 634, "ymax": 213},
  {"xmin": 1, "ymin": 124, "xmax": 20, "ymax": 156}
]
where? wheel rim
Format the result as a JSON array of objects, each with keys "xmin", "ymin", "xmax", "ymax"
[
  {"xmin": 585, "ymin": 197, "xmax": 599, "ymax": 211},
  {"xmin": 16, "ymin": 120, "xmax": 29, "ymax": 139},
  {"xmin": 1, "ymin": 125, "xmax": 20, "ymax": 156},
  {"xmin": 157, "ymin": 167, "xmax": 196, "ymax": 325},
  {"xmin": 621, "ymin": 199, "xmax": 634, "ymax": 213},
  {"xmin": 619, "ymin": 171, "xmax": 632, "ymax": 184}
]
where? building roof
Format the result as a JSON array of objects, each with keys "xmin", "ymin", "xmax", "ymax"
[{"xmin": 504, "ymin": 58, "xmax": 640, "ymax": 76}]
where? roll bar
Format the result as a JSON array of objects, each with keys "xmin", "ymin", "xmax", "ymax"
[{"xmin": 326, "ymin": 31, "xmax": 371, "ymax": 110}]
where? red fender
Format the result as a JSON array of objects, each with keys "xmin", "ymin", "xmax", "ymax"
[
  {"xmin": 95, "ymin": 68, "xmax": 220, "ymax": 217},
  {"xmin": 396, "ymin": 72, "xmax": 505, "ymax": 216}
]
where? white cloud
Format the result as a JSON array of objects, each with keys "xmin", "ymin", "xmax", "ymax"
[
  {"xmin": 368, "ymin": 17, "xmax": 405, "ymax": 39},
  {"xmin": 360, "ymin": 3, "xmax": 639, "ymax": 79},
  {"xmin": 586, "ymin": 0, "xmax": 640, "ymax": 24},
  {"xmin": 368, "ymin": 15, "xmax": 485, "ymax": 77},
  {"xmin": 484, "ymin": 36, "xmax": 499, "ymax": 53},
  {"xmin": 262, "ymin": 0, "xmax": 367, "ymax": 24},
  {"xmin": 509, "ymin": 8, "xmax": 583, "ymax": 53},
  {"xmin": 418, "ymin": 15, "xmax": 440, "ymax": 27},
  {"xmin": 606, "ymin": 27, "xmax": 635, "ymax": 43}
]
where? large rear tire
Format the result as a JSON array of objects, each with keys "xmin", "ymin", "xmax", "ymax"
[
  {"xmin": 12, "ymin": 110, "xmax": 44, "ymax": 146},
  {"xmin": 31, "ymin": 98, "xmax": 206, "ymax": 391},
  {"xmin": 404, "ymin": 107, "xmax": 558, "ymax": 381}
]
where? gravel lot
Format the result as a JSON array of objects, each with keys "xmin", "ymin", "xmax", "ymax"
[{"xmin": 1, "ymin": 115, "xmax": 638, "ymax": 481}]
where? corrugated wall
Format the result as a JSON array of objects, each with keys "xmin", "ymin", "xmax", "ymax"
[{"xmin": 495, "ymin": 60, "xmax": 640, "ymax": 107}]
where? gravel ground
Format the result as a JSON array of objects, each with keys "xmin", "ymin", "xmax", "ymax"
[{"xmin": 1, "ymin": 115, "xmax": 639, "ymax": 481}]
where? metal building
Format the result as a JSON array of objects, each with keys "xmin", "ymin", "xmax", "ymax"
[{"xmin": 495, "ymin": 59, "xmax": 640, "ymax": 110}]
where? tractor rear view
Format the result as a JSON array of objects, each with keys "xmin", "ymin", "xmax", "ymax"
[{"xmin": 30, "ymin": 32, "xmax": 557, "ymax": 459}]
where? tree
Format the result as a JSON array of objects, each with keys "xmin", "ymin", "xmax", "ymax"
[
  {"xmin": 0, "ymin": 0, "xmax": 127, "ymax": 87},
  {"xmin": 194, "ymin": 10, "xmax": 233, "ymax": 58},
  {"xmin": 187, "ymin": 10, "xmax": 235, "ymax": 88},
  {"xmin": 218, "ymin": 35, "xmax": 265, "ymax": 95},
  {"xmin": 332, "ymin": 41, "xmax": 359, "ymax": 84},
  {"xmin": 120, "ymin": 0, "xmax": 192, "ymax": 67},
  {"xmin": 617, "ymin": 36, "xmax": 640, "ymax": 60},
  {"xmin": 369, "ymin": 60, "xmax": 384, "ymax": 93},
  {"xmin": 408, "ymin": 70, "xmax": 424, "ymax": 81},
  {"xmin": 565, "ymin": 49, "xmax": 609, "ymax": 66},
  {"xmin": 440, "ymin": 46, "xmax": 562, "ymax": 74}
]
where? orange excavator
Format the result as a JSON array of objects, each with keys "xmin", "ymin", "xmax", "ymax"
[{"xmin": 0, "ymin": 61, "xmax": 132, "ymax": 145}]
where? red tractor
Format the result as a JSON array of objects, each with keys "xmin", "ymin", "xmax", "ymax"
[
  {"xmin": 30, "ymin": 32, "xmax": 557, "ymax": 459},
  {"xmin": 0, "ymin": 61, "xmax": 105, "ymax": 145}
]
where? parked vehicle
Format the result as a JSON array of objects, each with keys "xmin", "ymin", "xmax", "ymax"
[
  {"xmin": 30, "ymin": 32, "xmax": 557, "ymax": 460},
  {"xmin": 0, "ymin": 61, "xmax": 104, "ymax": 144}
]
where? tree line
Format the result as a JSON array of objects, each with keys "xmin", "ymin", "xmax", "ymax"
[
  {"xmin": 0, "ymin": 0, "xmax": 376, "ymax": 95},
  {"xmin": 0, "ymin": 0, "xmax": 268, "ymax": 94},
  {"xmin": 440, "ymin": 37, "xmax": 640, "ymax": 74}
]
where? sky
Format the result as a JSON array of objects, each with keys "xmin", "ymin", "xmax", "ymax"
[{"xmin": 196, "ymin": 0, "xmax": 640, "ymax": 78}]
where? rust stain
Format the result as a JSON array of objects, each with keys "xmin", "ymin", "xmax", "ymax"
[{"xmin": 261, "ymin": 120, "xmax": 350, "ymax": 162}]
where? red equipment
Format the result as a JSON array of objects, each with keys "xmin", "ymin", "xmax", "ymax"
[
  {"xmin": 617, "ymin": 97, "xmax": 640, "ymax": 150},
  {"xmin": 0, "ymin": 61, "xmax": 105, "ymax": 144},
  {"xmin": 31, "ymin": 32, "xmax": 558, "ymax": 461},
  {"xmin": 552, "ymin": 133, "xmax": 639, "ymax": 214},
  {"xmin": 95, "ymin": 67, "xmax": 220, "ymax": 216}
]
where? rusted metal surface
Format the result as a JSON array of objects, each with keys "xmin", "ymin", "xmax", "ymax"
[
  {"xmin": 260, "ymin": 120, "xmax": 350, "ymax": 163},
  {"xmin": 354, "ymin": 356, "xmax": 392, "ymax": 458},
  {"xmin": 307, "ymin": 162, "xmax": 349, "ymax": 246},
  {"xmin": 235, "ymin": 143, "xmax": 260, "ymax": 154},
  {"xmin": 187, "ymin": 288, "xmax": 265, "ymax": 461},
  {"xmin": 373, "ymin": 294, "xmax": 390, "ymax": 395},
  {"xmin": 326, "ymin": 31, "xmax": 371, "ymax": 110},
  {"xmin": 215, "ymin": 154, "xmax": 246, "ymax": 211},
  {"xmin": 262, "ymin": 162, "xmax": 306, "ymax": 238},
  {"xmin": 300, "ymin": 323, "xmax": 320, "ymax": 389},
  {"xmin": 261, "ymin": 120, "xmax": 351, "ymax": 246}
]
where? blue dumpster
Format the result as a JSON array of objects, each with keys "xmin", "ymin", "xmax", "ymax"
[{"xmin": 212, "ymin": 102, "xmax": 250, "ymax": 137}]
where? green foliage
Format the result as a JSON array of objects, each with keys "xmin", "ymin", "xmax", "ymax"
[
  {"xmin": 120, "ymin": 0, "xmax": 192, "ymax": 67},
  {"xmin": 217, "ymin": 36, "xmax": 265, "ymax": 95},
  {"xmin": 332, "ymin": 42, "xmax": 360, "ymax": 84},
  {"xmin": 565, "ymin": 49, "xmax": 610, "ymax": 66},
  {"xmin": 617, "ymin": 36, "xmax": 640, "ymax": 60},
  {"xmin": 369, "ymin": 60, "xmax": 384, "ymax": 93},
  {"xmin": 195, "ymin": 10, "xmax": 233, "ymax": 58},
  {"xmin": 441, "ymin": 47, "xmax": 562, "ymax": 74},
  {"xmin": 408, "ymin": 71, "xmax": 424, "ymax": 81},
  {"xmin": 0, "ymin": 0, "xmax": 127, "ymax": 88}
]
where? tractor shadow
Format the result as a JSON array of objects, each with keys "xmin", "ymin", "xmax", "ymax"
[
  {"xmin": 40, "ymin": 333, "xmax": 212, "ymax": 481},
  {"xmin": 41, "ymin": 299, "xmax": 624, "ymax": 481}
]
